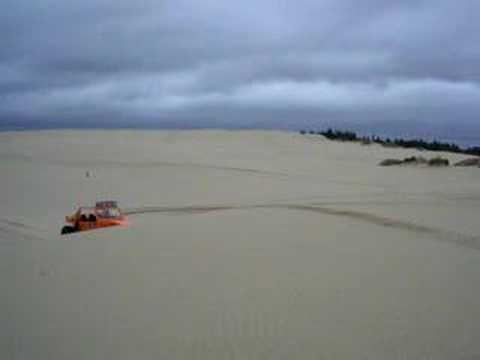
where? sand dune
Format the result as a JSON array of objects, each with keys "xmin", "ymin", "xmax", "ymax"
[{"xmin": 1, "ymin": 130, "xmax": 480, "ymax": 359}]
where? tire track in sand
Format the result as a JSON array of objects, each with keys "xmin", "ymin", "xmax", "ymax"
[
  {"xmin": 124, "ymin": 203, "xmax": 480, "ymax": 252},
  {"xmin": 0, "ymin": 218, "xmax": 47, "ymax": 242}
]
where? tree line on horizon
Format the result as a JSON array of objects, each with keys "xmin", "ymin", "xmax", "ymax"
[{"xmin": 299, "ymin": 128, "xmax": 480, "ymax": 157}]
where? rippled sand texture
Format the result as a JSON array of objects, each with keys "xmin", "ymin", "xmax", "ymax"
[{"xmin": 1, "ymin": 130, "xmax": 480, "ymax": 359}]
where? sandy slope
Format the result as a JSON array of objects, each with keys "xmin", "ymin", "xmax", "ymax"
[{"xmin": 1, "ymin": 130, "xmax": 480, "ymax": 359}]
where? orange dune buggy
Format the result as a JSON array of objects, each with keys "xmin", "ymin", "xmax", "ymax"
[{"xmin": 61, "ymin": 201, "xmax": 127, "ymax": 235}]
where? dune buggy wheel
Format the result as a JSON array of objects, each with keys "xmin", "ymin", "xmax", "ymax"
[{"xmin": 61, "ymin": 225, "xmax": 76, "ymax": 235}]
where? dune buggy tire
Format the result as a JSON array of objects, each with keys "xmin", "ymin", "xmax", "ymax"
[{"xmin": 61, "ymin": 226, "xmax": 76, "ymax": 235}]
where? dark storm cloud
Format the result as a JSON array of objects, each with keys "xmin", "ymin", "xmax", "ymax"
[{"xmin": 1, "ymin": 0, "xmax": 480, "ymax": 134}]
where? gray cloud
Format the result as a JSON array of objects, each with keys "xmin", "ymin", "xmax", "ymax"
[{"xmin": 1, "ymin": 0, "xmax": 480, "ymax": 138}]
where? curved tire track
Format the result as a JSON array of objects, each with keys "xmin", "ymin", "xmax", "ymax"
[{"xmin": 124, "ymin": 203, "xmax": 480, "ymax": 252}]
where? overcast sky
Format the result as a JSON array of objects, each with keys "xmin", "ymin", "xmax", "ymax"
[{"xmin": 1, "ymin": 0, "xmax": 480, "ymax": 138}]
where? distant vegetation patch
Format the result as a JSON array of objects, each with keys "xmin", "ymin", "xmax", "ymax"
[
  {"xmin": 454, "ymin": 158, "xmax": 480, "ymax": 167},
  {"xmin": 379, "ymin": 156, "xmax": 449, "ymax": 167},
  {"xmin": 299, "ymin": 128, "xmax": 480, "ymax": 157}
]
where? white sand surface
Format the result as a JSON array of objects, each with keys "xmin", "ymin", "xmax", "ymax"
[{"xmin": 1, "ymin": 130, "xmax": 480, "ymax": 359}]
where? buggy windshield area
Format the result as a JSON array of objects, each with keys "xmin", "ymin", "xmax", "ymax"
[
  {"xmin": 97, "ymin": 207, "xmax": 121, "ymax": 218},
  {"xmin": 95, "ymin": 202, "xmax": 121, "ymax": 218}
]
